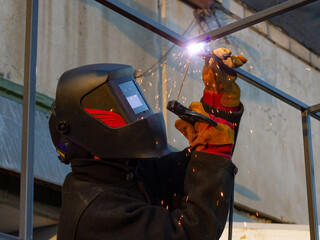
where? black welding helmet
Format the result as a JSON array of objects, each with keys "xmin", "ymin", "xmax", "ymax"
[{"xmin": 49, "ymin": 63, "xmax": 171, "ymax": 163}]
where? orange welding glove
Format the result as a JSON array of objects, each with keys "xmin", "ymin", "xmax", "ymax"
[
  {"xmin": 175, "ymin": 102, "xmax": 235, "ymax": 160},
  {"xmin": 202, "ymin": 48, "xmax": 247, "ymax": 110}
]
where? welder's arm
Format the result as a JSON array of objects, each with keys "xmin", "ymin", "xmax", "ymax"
[{"xmin": 165, "ymin": 102, "xmax": 238, "ymax": 239}]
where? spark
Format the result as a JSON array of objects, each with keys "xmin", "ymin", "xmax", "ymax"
[
  {"xmin": 220, "ymin": 192, "xmax": 224, "ymax": 197},
  {"xmin": 306, "ymin": 67, "xmax": 311, "ymax": 71},
  {"xmin": 250, "ymin": 129, "xmax": 253, "ymax": 134},
  {"xmin": 187, "ymin": 42, "xmax": 206, "ymax": 54},
  {"xmin": 269, "ymin": 122, "xmax": 272, "ymax": 127}
]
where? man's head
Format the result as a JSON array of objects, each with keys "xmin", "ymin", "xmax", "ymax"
[{"xmin": 49, "ymin": 64, "xmax": 171, "ymax": 164}]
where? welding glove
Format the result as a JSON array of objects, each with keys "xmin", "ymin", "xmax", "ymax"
[
  {"xmin": 202, "ymin": 48, "xmax": 247, "ymax": 110},
  {"xmin": 175, "ymin": 102, "xmax": 235, "ymax": 160}
]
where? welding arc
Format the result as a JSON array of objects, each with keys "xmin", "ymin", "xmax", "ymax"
[{"xmin": 176, "ymin": 54, "xmax": 193, "ymax": 101}]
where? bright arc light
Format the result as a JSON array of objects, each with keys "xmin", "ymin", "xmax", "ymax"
[{"xmin": 187, "ymin": 43, "xmax": 205, "ymax": 54}]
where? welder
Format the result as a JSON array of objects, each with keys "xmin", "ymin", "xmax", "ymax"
[{"xmin": 49, "ymin": 48, "xmax": 246, "ymax": 240}]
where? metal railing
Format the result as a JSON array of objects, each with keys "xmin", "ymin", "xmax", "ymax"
[{"xmin": 0, "ymin": 0, "xmax": 319, "ymax": 239}]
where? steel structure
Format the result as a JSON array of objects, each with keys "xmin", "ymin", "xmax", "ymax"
[
  {"xmin": 1, "ymin": 0, "xmax": 319, "ymax": 239},
  {"xmin": 19, "ymin": 0, "xmax": 38, "ymax": 239}
]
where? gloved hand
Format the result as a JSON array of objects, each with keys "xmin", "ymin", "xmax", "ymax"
[
  {"xmin": 175, "ymin": 102, "xmax": 235, "ymax": 160},
  {"xmin": 202, "ymin": 48, "xmax": 247, "ymax": 110}
]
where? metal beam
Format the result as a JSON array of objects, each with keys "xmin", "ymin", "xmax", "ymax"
[
  {"xmin": 301, "ymin": 110, "xmax": 319, "ymax": 240},
  {"xmin": 93, "ymin": 0, "xmax": 320, "ymax": 118},
  {"xmin": 309, "ymin": 103, "xmax": 320, "ymax": 113},
  {"xmin": 94, "ymin": 0, "xmax": 318, "ymax": 48},
  {"xmin": 94, "ymin": 0, "xmax": 187, "ymax": 47},
  {"xmin": 19, "ymin": 0, "xmax": 38, "ymax": 239},
  {"xmin": 236, "ymin": 68, "xmax": 320, "ymax": 121},
  {"xmin": 187, "ymin": 0, "xmax": 317, "ymax": 45}
]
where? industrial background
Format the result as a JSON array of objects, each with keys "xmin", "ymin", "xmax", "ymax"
[{"xmin": 0, "ymin": 0, "xmax": 320, "ymax": 239}]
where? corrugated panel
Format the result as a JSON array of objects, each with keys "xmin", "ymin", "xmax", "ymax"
[{"xmin": 0, "ymin": 96, "xmax": 70, "ymax": 185}]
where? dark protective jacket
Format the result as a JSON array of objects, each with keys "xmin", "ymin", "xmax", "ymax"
[{"xmin": 57, "ymin": 105, "xmax": 243, "ymax": 240}]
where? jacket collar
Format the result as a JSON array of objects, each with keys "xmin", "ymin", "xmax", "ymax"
[{"xmin": 70, "ymin": 158, "xmax": 137, "ymax": 184}]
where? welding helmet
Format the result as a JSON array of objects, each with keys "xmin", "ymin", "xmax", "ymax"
[{"xmin": 49, "ymin": 63, "xmax": 171, "ymax": 164}]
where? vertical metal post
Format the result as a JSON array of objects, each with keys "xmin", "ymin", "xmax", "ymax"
[
  {"xmin": 301, "ymin": 110, "xmax": 319, "ymax": 240},
  {"xmin": 19, "ymin": 0, "xmax": 39, "ymax": 239}
]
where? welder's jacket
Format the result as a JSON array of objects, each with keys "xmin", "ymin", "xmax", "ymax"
[{"xmin": 57, "ymin": 104, "xmax": 243, "ymax": 240}]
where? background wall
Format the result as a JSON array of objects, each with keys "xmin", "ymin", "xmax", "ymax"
[{"xmin": 0, "ymin": 0, "xmax": 319, "ymax": 225}]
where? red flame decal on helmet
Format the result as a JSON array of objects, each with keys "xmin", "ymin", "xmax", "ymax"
[{"xmin": 84, "ymin": 108, "xmax": 126, "ymax": 128}]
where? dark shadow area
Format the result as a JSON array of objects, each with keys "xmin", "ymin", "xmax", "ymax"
[{"xmin": 235, "ymin": 183, "xmax": 261, "ymax": 201}]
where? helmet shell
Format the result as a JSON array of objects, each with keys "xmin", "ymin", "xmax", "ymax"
[{"xmin": 50, "ymin": 64, "xmax": 171, "ymax": 161}]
